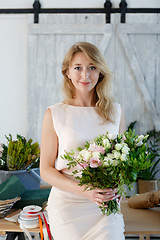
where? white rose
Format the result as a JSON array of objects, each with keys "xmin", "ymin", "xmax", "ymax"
[
  {"xmin": 122, "ymin": 145, "xmax": 130, "ymax": 154},
  {"xmin": 107, "ymin": 153, "xmax": 114, "ymax": 159},
  {"xmin": 123, "ymin": 143, "xmax": 128, "ymax": 147},
  {"xmin": 0, "ymin": 159, "xmax": 4, "ymax": 164},
  {"xmin": 103, "ymin": 157, "xmax": 110, "ymax": 166},
  {"xmin": 80, "ymin": 149, "xmax": 92, "ymax": 161},
  {"xmin": 92, "ymin": 151, "xmax": 100, "ymax": 159},
  {"xmin": 103, "ymin": 138, "xmax": 111, "ymax": 148},
  {"xmin": 103, "ymin": 157, "xmax": 114, "ymax": 166},
  {"xmin": 137, "ymin": 135, "xmax": 144, "ymax": 141},
  {"xmin": 135, "ymin": 135, "xmax": 144, "ymax": 146},
  {"xmin": 103, "ymin": 157, "xmax": 118, "ymax": 166},
  {"xmin": 121, "ymin": 153, "xmax": 127, "ymax": 161},
  {"xmin": 113, "ymin": 150, "xmax": 121, "ymax": 159},
  {"xmin": 115, "ymin": 143, "xmax": 123, "ymax": 151},
  {"xmin": 112, "ymin": 159, "xmax": 118, "ymax": 166},
  {"xmin": 107, "ymin": 133, "xmax": 117, "ymax": 140},
  {"xmin": 136, "ymin": 141, "xmax": 142, "ymax": 147}
]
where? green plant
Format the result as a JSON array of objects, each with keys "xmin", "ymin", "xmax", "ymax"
[
  {"xmin": 138, "ymin": 129, "xmax": 160, "ymax": 180},
  {"xmin": 0, "ymin": 134, "xmax": 40, "ymax": 171},
  {"xmin": 127, "ymin": 121, "xmax": 160, "ymax": 181}
]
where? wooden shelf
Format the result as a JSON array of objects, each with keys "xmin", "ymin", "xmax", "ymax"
[{"xmin": 0, "ymin": 199, "xmax": 160, "ymax": 239}]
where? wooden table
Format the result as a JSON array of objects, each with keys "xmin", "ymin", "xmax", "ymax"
[
  {"xmin": 0, "ymin": 200, "xmax": 160, "ymax": 239},
  {"xmin": 121, "ymin": 199, "xmax": 160, "ymax": 240},
  {"xmin": 0, "ymin": 217, "xmax": 40, "ymax": 235},
  {"xmin": 0, "ymin": 210, "xmax": 40, "ymax": 236}
]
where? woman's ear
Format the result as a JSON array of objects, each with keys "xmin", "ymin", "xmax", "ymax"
[
  {"xmin": 99, "ymin": 73, "xmax": 103, "ymax": 81},
  {"xmin": 66, "ymin": 70, "xmax": 70, "ymax": 79}
]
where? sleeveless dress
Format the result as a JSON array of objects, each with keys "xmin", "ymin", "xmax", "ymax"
[{"xmin": 47, "ymin": 102, "xmax": 125, "ymax": 240}]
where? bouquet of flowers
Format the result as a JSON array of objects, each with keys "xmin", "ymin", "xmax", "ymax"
[{"xmin": 62, "ymin": 129, "xmax": 153, "ymax": 215}]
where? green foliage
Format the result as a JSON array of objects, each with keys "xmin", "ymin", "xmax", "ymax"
[
  {"xmin": 84, "ymin": 141, "xmax": 90, "ymax": 149},
  {"xmin": 138, "ymin": 129, "xmax": 160, "ymax": 180},
  {"xmin": 127, "ymin": 121, "xmax": 137, "ymax": 132},
  {"xmin": 62, "ymin": 129, "xmax": 152, "ymax": 215},
  {"xmin": 0, "ymin": 143, "xmax": 8, "ymax": 170},
  {"xmin": 127, "ymin": 121, "xmax": 160, "ymax": 180},
  {"xmin": 0, "ymin": 134, "xmax": 40, "ymax": 171}
]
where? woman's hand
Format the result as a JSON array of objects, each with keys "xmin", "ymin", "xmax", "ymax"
[{"xmin": 82, "ymin": 187, "xmax": 120, "ymax": 207}]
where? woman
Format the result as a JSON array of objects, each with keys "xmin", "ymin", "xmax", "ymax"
[{"xmin": 40, "ymin": 42, "xmax": 125, "ymax": 239}]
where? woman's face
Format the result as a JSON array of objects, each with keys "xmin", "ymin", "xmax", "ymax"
[{"xmin": 67, "ymin": 52, "xmax": 100, "ymax": 95}]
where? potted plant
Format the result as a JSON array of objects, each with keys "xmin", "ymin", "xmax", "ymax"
[
  {"xmin": 0, "ymin": 134, "xmax": 40, "ymax": 190},
  {"xmin": 123, "ymin": 121, "xmax": 141, "ymax": 196},
  {"xmin": 138, "ymin": 129, "xmax": 160, "ymax": 193},
  {"xmin": 123, "ymin": 128, "xmax": 153, "ymax": 197}
]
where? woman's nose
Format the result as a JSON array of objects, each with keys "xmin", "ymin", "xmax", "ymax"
[{"xmin": 82, "ymin": 69, "xmax": 90, "ymax": 79}]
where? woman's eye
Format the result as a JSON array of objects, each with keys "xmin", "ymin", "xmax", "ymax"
[
  {"xmin": 90, "ymin": 66, "xmax": 96, "ymax": 70},
  {"xmin": 74, "ymin": 67, "xmax": 81, "ymax": 70}
]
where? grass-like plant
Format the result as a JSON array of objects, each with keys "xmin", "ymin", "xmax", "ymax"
[{"xmin": 0, "ymin": 134, "xmax": 40, "ymax": 171}]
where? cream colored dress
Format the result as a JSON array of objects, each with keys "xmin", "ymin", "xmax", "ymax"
[{"xmin": 47, "ymin": 102, "xmax": 125, "ymax": 240}]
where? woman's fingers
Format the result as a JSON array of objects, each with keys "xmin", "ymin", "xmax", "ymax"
[
  {"xmin": 97, "ymin": 201, "xmax": 108, "ymax": 207},
  {"xmin": 85, "ymin": 187, "xmax": 120, "ymax": 206},
  {"xmin": 96, "ymin": 191, "xmax": 120, "ymax": 204},
  {"xmin": 117, "ymin": 195, "xmax": 122, "ymax": 203},
  {"xmin": 95, "ymin": 188, "xmax": 118, "ymax": 194},
  {"xmin": 96, "ymin": 198, "xmax": 108, "ymax": 207},
  {"xmin": 96, "ymin": 194, "xmax": 120, "ymax": 207}
]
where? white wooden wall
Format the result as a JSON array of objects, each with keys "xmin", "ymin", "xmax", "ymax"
[{"xmin": 27, "ymin": 13, "xmax": 160, "ymax": 146}]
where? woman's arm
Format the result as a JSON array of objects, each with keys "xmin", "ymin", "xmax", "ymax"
[
  {"xmin": 40, "ymin": 108, "xmax": 81, "ymax": 194},
  {"xmin": 40, "ymin": 109, "xmax": 119, "ymax": 206}
]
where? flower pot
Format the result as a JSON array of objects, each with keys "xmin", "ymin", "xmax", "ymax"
[
  {"xmin": 0, "ymin": 168, "xmax": 40, "ymax": 190},
  {"xmin": 138, "ymin": 179, "xmax": 158, "ymax": 194}
]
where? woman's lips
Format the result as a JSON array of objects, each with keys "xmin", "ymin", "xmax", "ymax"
[{"xmin": 79, "ymin": 81, "xmax": 91, "ymax": 85}]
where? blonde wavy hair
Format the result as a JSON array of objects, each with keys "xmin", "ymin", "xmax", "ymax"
[{"xmin": 62, "ymin": 41, "xmax": 115, "ymax": 122}]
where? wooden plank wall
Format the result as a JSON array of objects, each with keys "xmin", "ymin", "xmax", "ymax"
[{"xmin": 27, "ymin": 14, "xmax": 160, "ymax": 179}]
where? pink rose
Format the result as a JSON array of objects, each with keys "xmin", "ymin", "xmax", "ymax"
[
  {"xmin": 96, "ymin": 146, "xmax": 105, "ymax": 154},
  {"xmin": 122, "ymin": 135, "xmax": 126, "ymax": 141},
  {"xmin": 88, "ymin": 144, "xmax": 105, "ymax": 154},
  {"xmin": 89, "ymin": 158, "xmax": 102, "ymax": 168},
  {"xmin": 78, "ymin": 162, "xmax": 89, "ymax": 170}
]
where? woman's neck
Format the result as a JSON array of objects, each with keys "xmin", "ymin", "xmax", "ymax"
[{"xmin": 65, "ymin": 96, "xmax": 95, "ymax": 107}]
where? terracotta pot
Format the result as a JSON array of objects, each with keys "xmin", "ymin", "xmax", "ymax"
[{"xmin": 138, "ymin": 179, "xmax": 158, "ymax": 194}]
